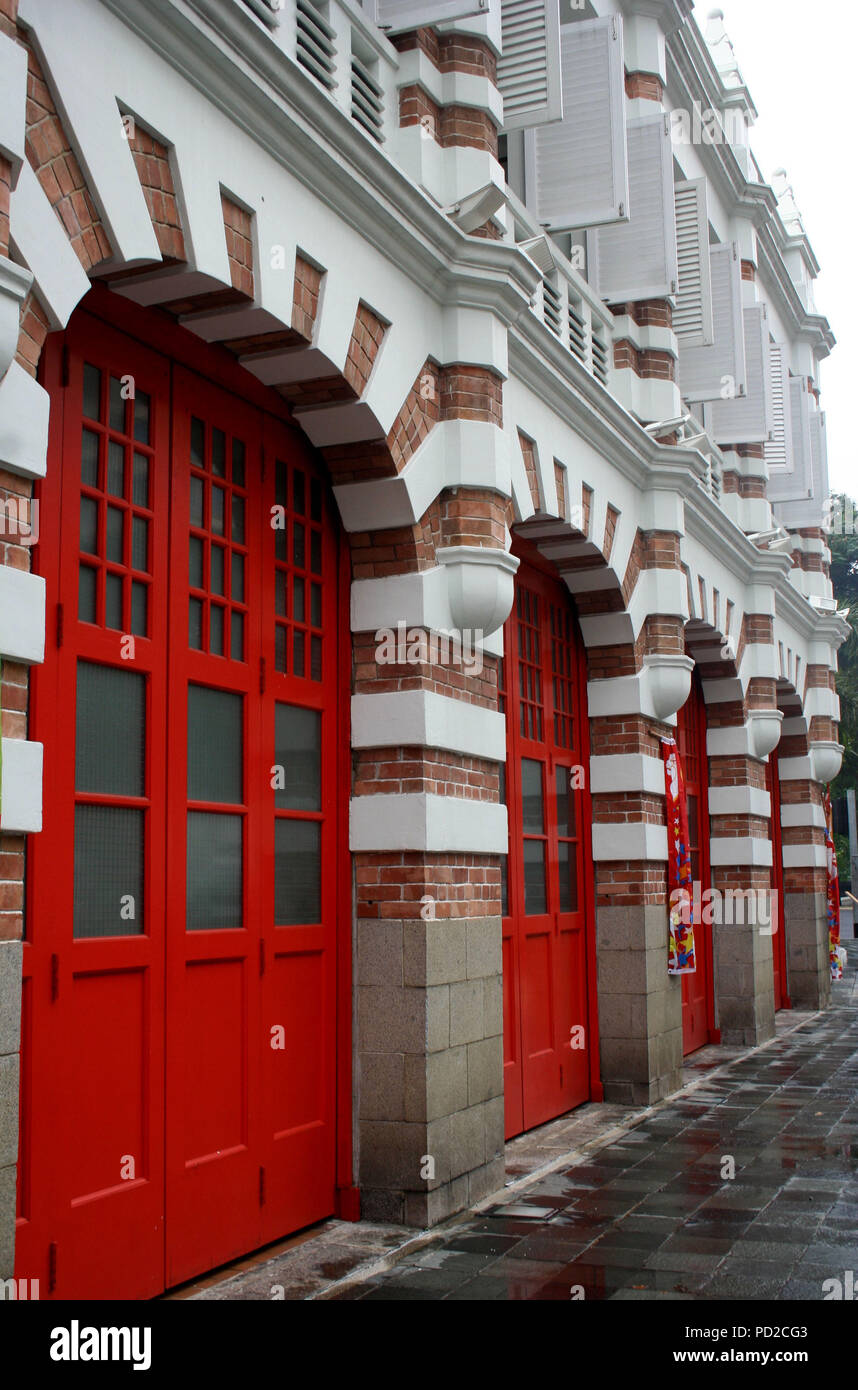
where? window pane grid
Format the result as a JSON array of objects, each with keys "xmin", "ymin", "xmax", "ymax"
[
  {"xmin": 274, "ymin": 458, "xmax": 325, "ymax": 682},
  {"xmin": 187, "ymin": 415, "xmax": 249, "ymax": 662},
  {"xmin": 516, "ymin": 588, "xmax": 543, "ymax": 741},
  {"xmin": 77, "ymin": 364, "xmax": 155, "ymax": 636}
]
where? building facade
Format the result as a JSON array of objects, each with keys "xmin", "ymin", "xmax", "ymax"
[{"xmin": 0, "ymin": 0, "xmax": 848, "ymax": 1298}]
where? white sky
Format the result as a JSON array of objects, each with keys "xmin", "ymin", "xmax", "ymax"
[{"xmin": 715, "ymin": 0, "xmax": 855, "ymax": 495}]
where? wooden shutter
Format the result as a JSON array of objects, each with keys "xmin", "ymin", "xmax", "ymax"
[
  {"xmin": 523, "ymin": 16, "xmax": 627, "ymax": 230},
  {"xmin": 764, "ymin": 342, "xmax": 793, "ymax": 473},
  {"xmin": 375, "ymin": 0, "xmax": 487, "ymax": 30},
  {"xmin": 768, "ymin": 377, "xmax": 813, "ymax": 502},
  {"xmin": 677, "ymin": 242, "xmax": 745, "ymax": 404},
  {"xmin": 586, "ymin": 114, "xmax": 678, "ymax": 304},
  {"xmin": 498, "ymin": 0, "xmax": 562, "ymax": 131},
  {"xmin": 673, "ymin": 179, "xmax": 713, "ymax": 346},
  {"xmin": 705, "ymin": 305, "xmax": 773, "ymax": 446}
]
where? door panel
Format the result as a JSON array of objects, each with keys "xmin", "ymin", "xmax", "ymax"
[
  {"xmin": 17, "ymin": 315, "xmax": 170, "ymax": 1299},
  {"xmin": 164, "ymin": 369, "xmax": 263, "ymax": 1287},
  {"xmin": 18, "ymin": 311, "xmax": 342, "ymax": 1300},
  {"xmin": 501, "ymin": 566, "xmax": 596, "ymax": 1138},
  {"xmin": 678, "ymin": 676, "xmax": 714, "ymax": 1055}
]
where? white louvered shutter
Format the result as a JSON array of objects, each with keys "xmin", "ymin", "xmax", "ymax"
[
  {"xmin": 498, "ymin": 0, "xmax": 562, "ymax": 131},
  {"xmin": 769, "ymin": 377, "xmax": 813, "ymax": 501},
  {"xmin": 705, "ymin": 306, "xmax": 773, "ymax": 445},
  {"xmin": 523, "ymin": 16, "xmax": 628, "ymax": 230},
  {"xmin": 586, "ymin": 115, "xmax": 678, "ymax": 303},
  {"xmin": 375, "ymin": 0, "xmax": 487, "ymax": 30},
  {"xmin": 673, "ymin": 179, "xmax": 713, "ymax": 346},
  {"xmin": 764, "ymin": 343, "xmax": 793, "ymax": 474},
  {"xmin": 677, "ymin": 243, "xmax": 745, "ymax": 404}
]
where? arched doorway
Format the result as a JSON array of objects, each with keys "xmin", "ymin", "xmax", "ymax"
[
  {"xmin": 767, "ymin": 746, "xmax": 790, "ymax": 1011},
  {"xmin": 16, "ymin": 294, "xmax": 349, "ymax": 1298},
  {"xmin": 676, "ymin": 673, "xmax": 715, "ymax": 1055},
  {"xmin": 500, "ymin": 551, "xmax": 598, "ymax": 1139}
]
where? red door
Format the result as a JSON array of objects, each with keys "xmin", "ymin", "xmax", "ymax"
[
  {"xmin": 17, "ymin": 306, "xmax": 344, "ymax": 1299},
  {"xmin": 767, "ymin": 747, "xmax": 790, "ymax": 1011},
  {"xmin": 501, "ymin": 558, "xmax": 598, "ymax": 1139},
  {"xmin": 677, "ymin": 675, "xmax": 715, "ymax": 1056}
]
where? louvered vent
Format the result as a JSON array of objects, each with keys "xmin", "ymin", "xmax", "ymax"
[
  {"xmin": 242, "ymin": 0, "xmax": 282, "ymax": 25},
  {"xmin": 296, "ymin": 0, "xmax": 337, "ymax": 90},
  {"xmin": 351, "ymin": 54, "xmax": 384, "ymax": 141},
  {"xmin": 542, "ymin": 279, "xmax": 562, "ymax": 337},
  {"xmin": 568, "ymin": 298, "xmax": 587, "ymax": 366},
  {"xmin": 591, "ymin": 330, "xmax": 609, "ymax": 386},
  {"xmin": 704, "ymin": 455, "xmax": 722, "ymax": 504}
]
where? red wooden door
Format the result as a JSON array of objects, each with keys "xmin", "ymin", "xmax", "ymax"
[
  {"xmin": 501, "ymin": 561, "xmax": 597, "ymax": 1139},
  {"xmin": 677, "ymin": 675, "xmax": 714, "ymax": 1055},
  {"xmin": 17, "ymin": 309, "xmax": 343, "ymax": 1299},
  {"xmin": 767, "ymin": 747, "xmax": 790, "ymax": 1011},
  {"xmin": 17, "ymin": 317, "xmax": 171, "ymax": 1299}
]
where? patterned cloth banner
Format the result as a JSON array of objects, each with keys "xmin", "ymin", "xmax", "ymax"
[
  {"xmin": 823, "ymin": 788, "xmax": 842, "ymax": 982},
  {"xmin": 662, "ymin": 736, "xmax": 696, "ymax": 976}
]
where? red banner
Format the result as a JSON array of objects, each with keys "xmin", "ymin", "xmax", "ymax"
[
  {"xmin": 662, "ymin": 737, "xmax": 696, "ymax": 976},
  {"xmin": 823, "ymin": 788, "xmax": 842, "ymax": 982}
]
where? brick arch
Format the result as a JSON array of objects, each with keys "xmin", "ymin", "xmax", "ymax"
[{"xmin": 6, "ymin": 8, "xmax": 498, "ymax": 497}]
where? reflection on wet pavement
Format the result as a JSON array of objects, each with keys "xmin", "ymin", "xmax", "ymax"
[{"xmin": 330, "ymin": 945, "xmax": 858, "ymax": 1301}]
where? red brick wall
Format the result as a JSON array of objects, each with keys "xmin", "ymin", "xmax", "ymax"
[
  {"xmin": 354, "ymin": 748, "xmax": 499, "ymax": 802},
  {"xmin": 344, "ymin": 302, "xmax": 386, "ymax": 396},
  {"xmin": 25, "ymin": 46, "xmax": 111, "ymax": 271},
  {"xmin": 613, "ymin": 340, "xmax": 675, "ymax": 381},
  {"xmin": 14, "ymin": 290, "xmax": 50, "ymax": 378},
  {"xmin": 354, "ymin": 633, "xmax": 499, "ymax": 709},
  {"xmin": 0, "ymin": 155, "xmax": 10, "ymax": 257},
  {"xmin": 625, "ymin": 72, "xmax": 664, "ymax": 102},
  {"xmin": 127, "ymin": 125, "xmax": 185, "ymax": 260},
  {"xmin": 518, "ymin": 431, "xmax": 540, "ymax": 510},
  {"xmin": 221, "ymin": 195, "xmax": 254, "ymax": 298},
  {"xmin": 391, "ymin": 30, "xmax": 497, "ymax": 82},
  {"xmin": 292, "ymin": 254, "xmax": 322, "ymax": 340},
  {"xmin": 356, "ymin": 853, "xmax": 501, "ymax": 919}
]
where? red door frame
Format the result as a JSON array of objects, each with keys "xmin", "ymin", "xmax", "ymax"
[
  {"xmin": 677, "ymin": 673, "xmax": 719, "ymax": 1054},
  {"xmin": 501, "ymin": 540, "xmax": 601, "ymax": 1139},
  {"xmin": 18, "ymin": 287, "xmax": 355, "ymax": 1298},
  {"xmin": 767, "ymin": 746, "xmax": 791, "ymax": 1010}
]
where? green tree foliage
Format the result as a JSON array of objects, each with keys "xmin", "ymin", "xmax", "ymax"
[{"xmin": 829, "ymin": 494, "xmax": 858, "ymax": 793}]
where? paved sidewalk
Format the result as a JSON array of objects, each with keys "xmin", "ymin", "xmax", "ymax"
[{"xmin": 189, "ymin": 945, "xmax": 858, "ymax": 1302}]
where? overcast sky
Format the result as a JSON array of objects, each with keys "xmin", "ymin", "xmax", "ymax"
[{"xmin": 715, "ymin": 0, "xmax": 854, "ymax": 495}]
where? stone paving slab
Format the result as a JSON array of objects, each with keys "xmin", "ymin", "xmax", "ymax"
[{"xmin": 185, "ymin": 943, "xmax": 858, "ymax": 1302}]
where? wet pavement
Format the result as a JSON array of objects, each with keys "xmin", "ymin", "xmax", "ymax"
[
  {"xmin": 187, "ymin": 944, "xmax": 858, "ymax": 1302},
  {"xmin": 326, "ymin": 944, "xmax": 858, "ymax": 1302}
]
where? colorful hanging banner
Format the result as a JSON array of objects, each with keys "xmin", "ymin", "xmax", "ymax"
[
  {"xmin": 662, "ymin": 736, "xmax": 696, "ymax": 976},
  {"xmin": 823, "ymin": 788, "xmax": 842, "ymax": 982}
]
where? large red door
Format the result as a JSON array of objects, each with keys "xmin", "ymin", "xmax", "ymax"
[
  {"xmin": 17, "ymin": 305, "xmax": 344, "ymax": 1299},
  {"xmin": 501, "ymin": 558, "xmax": 598, "ymax": 1139},
  {"xmin": 677, "ymin": 675, "xmax": 715, "ymax": 1055},
  {"xmin": 767, "ymin": 747, "xmax": 790, "ymax": 1011}
]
